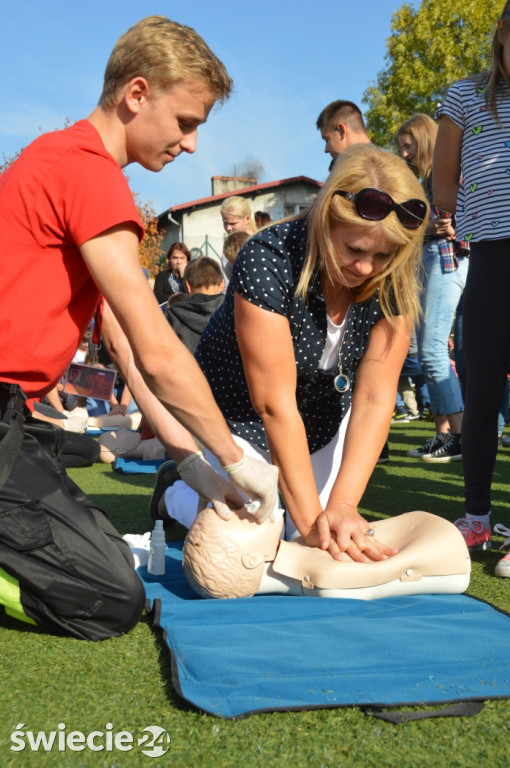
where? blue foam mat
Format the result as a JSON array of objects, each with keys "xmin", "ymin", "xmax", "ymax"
[
  {"xmin": 113, "ymin": 457, "xmax": 165, "ymax": 474},
  {"xmin": 139, "ymin": 543, "xmax": 510, "ymax": 718},
  {"xmin": 86, "ymin": 426, "xmax": 119, "ymax": 435}
]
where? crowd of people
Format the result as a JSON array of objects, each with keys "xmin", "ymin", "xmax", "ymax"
[{"xmin": 1, "ymin": 4, "xmax": 510, "ymax": 640}]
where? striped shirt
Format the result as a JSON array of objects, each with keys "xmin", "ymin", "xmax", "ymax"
[{"xmin": 437, "ymin": 76, "xmax": 510, "ymax": 243}]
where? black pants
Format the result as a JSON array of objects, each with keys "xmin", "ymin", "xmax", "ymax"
[
  {"xmin": 462, "ymin": 239, "xmax": 510, "ymax": 515},
  {"xmin": 0, "ymin": 387, "xmax": 145, "ymax": 640},
  {"xmin": 60, "ymin": 432, "xmax": 101, "ymax": 468}
]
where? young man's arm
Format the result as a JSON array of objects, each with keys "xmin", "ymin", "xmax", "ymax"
[
  {"xmin": 100, "ymin": 300, "xmax": 202, "ymax": 463},
  {"xmin": 80, "ymin": 223, "xmax": 278, "ymax": 520}
]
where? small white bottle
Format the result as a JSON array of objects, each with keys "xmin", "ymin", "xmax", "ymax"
[{"xmin": 148, "ymin": 520, "xmax": 166, "ymax": 575}]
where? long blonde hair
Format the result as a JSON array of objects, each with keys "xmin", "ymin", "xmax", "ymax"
[
  {"xmin": 473, "ymin": 1, "xmax": 510, "ymax": 123},
  {"xmin": 296, "ymin": 143, "xmax": 427, "ymax": 327},
  {"xmin": 396, "ymin": 114, "xmax": 437, "ymax": 186}
]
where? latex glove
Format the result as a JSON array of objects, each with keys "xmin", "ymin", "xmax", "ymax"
[
  {"xmin": 222, "ymin": 450, "xmax": 279, "ymax": 523},
  {"xmin": 177, "ymin": 451, "xmax": 247, "ymax": 521}
]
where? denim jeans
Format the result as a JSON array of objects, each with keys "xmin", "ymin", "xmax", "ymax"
[
  {"xmin": 397, "ymin": 354, "xmax": 430, "ymax": 412},
  {"xmin": 416, "ymin": 241, "xmax": 468, "ymax": 417}
]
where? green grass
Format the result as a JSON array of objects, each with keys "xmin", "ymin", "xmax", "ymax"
[{"xmin": 1, "ymin": 422, "xmax": 509, "ymax": 767}]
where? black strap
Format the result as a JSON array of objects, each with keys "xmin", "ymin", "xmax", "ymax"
[
  {"xmin": 363, "ymin": 700, "xmax": 485, "ymax": 723},
  {"xmin": 0, "ymin": 384, "xmax": 27, "ymax": 492}
]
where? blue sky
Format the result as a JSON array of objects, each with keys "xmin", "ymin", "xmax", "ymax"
[{"xmin": 2, "ymin": 0, "xmax": 407, "ymax": 215}]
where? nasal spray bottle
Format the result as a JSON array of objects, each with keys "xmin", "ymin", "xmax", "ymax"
[{"xmin": 148, "ymin": 520, "xmax": 166, "ymax": 575}]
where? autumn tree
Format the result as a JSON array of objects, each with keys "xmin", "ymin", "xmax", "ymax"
[
  {"xmin": 133, "ymin": 192, "xmax": 166, "ymax": 278},
  {"xmin": 362, "ymin": 0, "xmax": 501, "ymax": 146}
]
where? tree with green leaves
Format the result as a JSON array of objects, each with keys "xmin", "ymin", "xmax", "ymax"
[{"xmin": 362, "ymin": 0, "xmax": 501, "ymax": 146}]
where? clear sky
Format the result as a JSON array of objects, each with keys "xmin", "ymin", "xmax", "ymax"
[{"xmin": 2, "ymin": 0, "xmax": 407, "ymax": 215}]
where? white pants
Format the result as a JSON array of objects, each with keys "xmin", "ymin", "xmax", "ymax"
[{"xmin": 164, "ymin": 409, "xmax": 351, "ymax": 539}]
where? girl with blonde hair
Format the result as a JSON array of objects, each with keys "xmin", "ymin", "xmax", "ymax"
[
  {"xmin": 161, "ymin": 143, "xmax": 429, "ymax": 562},
  {"xmin": 220, "ymin": 196, "xmax": 257, "ymax": 234},
  {"xmin": 396, "ymin": 113, "xmax": 469, "ymax": 466}
]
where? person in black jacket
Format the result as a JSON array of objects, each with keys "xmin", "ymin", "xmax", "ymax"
[
  {"xmin": 164, "ymin": 256, "xmax": 224, "ymax": 354},
  {"xmin": 153, "ymin": 241, "xmax": 191, "ymax": 303}
]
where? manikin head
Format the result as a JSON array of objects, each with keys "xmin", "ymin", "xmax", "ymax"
[{"xmin": 182, "ymin": 507, "xmax": 284, "ymax": 599}]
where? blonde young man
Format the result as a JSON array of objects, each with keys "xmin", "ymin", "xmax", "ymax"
[{"xmin": 0, "ymin": 16, "xmax": 277, "ymax": 639}]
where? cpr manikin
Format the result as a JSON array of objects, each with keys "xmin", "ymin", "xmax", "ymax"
[{"xmin": 182, "ymin": 509, "xmax": 471, "ymax": 600}]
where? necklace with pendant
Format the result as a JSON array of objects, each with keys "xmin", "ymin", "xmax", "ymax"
[
  {"xmin": 333, "ymin": 305, "xmax": 351, "ymax": 393},
  {"xmin": 323, "ymin": 277, "xmax": 352, "ymax": 393},
  {"xmin": 333, "ymin": 361, "xmax": 351, "ymax": 393}
]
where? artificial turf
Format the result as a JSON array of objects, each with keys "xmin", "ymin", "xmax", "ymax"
[{"xmin": 0, "ymin": 421, "xmax": 509, "ymax": 767}]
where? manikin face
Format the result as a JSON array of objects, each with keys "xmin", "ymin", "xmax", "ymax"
[
  {"xmin": 320, "ymin": 125, "xmax": 345, "ymax": 159},
  {"xmin": 169, "ymin": 250, "xmax": 188, "ymax": 277},
  {"xmin": 126, "ymin": 80, "xmax": 215, "ymax": 171},
  {"xmin": 325, "ymin": 221, "xmax": 396, "ymax": 290},
  {"xmin": 222, "ymin": 214, "xmax": 251, "ymax": 233},
  {"xmin": 397, "ymin": 132, "xmax": 418, "ymax": 170}
]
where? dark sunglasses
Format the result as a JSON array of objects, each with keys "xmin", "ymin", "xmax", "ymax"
[{"xmin": 334, "ymin": 188, "xmax": 427, "ymax": 230}]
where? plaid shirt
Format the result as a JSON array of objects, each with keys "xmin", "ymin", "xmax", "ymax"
[{"xmin": 426, "ymin": 177, "xmax": 470, "ymax": 273}]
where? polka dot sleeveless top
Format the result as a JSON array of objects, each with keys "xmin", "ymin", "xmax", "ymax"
[{"xmin": 196, "ymin": 217, "xmax": 388, "ymax": 453}]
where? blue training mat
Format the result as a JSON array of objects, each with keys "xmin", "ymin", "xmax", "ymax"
[
  {"xmin": 139, "ymin": 543, "xmax": 510, "ymax": 719},
  {"xmin": 86, "ymin": 426, "xmax": 119, "ymax": 435},
  {"xmin": 113, "ymin": 457, "xmax": 165, "ymax": 474}
]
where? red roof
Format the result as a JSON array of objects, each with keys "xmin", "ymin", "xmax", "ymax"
[{"xmin": 169, "ymin": 175, "xmax": 323, "ymax": 213}]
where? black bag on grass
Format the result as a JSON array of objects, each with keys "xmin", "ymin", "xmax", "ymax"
[{"xmin": 0, "ymin": 384, "xmax": 145, "ymax": 640}]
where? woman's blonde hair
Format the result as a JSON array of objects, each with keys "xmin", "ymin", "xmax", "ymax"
[
  {"xmin": 477, "ymin": 0, "xmax": 510, "ymax": 122},
  {"xmin": 296, "ymin": 143, "xmax": 428, "ymax": 327},
  {"xmin": 99, "ymin": 16, "xmax": 232, "ymax": 109},
  {"xmin": 220, "ymin": 196, "xmax": 257, "ymax": 233},
  {"xmin": 396, "ymin": 114, "xmax": 437, "ymax": 185}
]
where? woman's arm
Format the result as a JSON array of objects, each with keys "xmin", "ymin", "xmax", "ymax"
[
  {"xmin": 235, "ymin": 294, "xmax": 404, "ymax": 561},
  {"xmin": 433, "ymin": 116, "xmax": 463, "ymax": 212},
  {"xmin": 234, "ymin": 293, "xmax": 323, "ymax": 534},
  {"xmin": 313, "ymin": 315, "xmax": 411, "ymax": 561}
]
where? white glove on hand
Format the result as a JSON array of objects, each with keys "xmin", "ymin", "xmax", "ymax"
[
  {"xmin": 222, "ymin": 450, "xmax": 279, "ymax": 523},
  {"xmin": 177, "ymin": 451, "xmax": 246, "ymax": 521}
]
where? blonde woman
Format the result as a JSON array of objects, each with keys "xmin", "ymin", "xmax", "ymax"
[
  {"xmin": 396, "ymin": 114, "xmax": 468, "ymax": 465},
  {"xmin": 220, "ymin": 196, "xmax": 257, "ymax": 234},
  {"xmin": 161, "ymin": 144, "xmax": 428, "ymax": 563}
]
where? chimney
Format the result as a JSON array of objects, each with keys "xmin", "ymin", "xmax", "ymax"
[{"xmin": 211, "ymin": 175, "xmax": 258, "ymax": 196}]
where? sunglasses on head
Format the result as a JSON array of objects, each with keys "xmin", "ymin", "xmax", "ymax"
[{"xmin": 333, "ymin": 188, "xmax": 427, "ymax": 230}]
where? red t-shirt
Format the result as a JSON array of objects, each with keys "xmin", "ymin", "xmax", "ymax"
[{"xmin": 0, "ymin": 120, "xmax": 143, "ymax": 397}]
